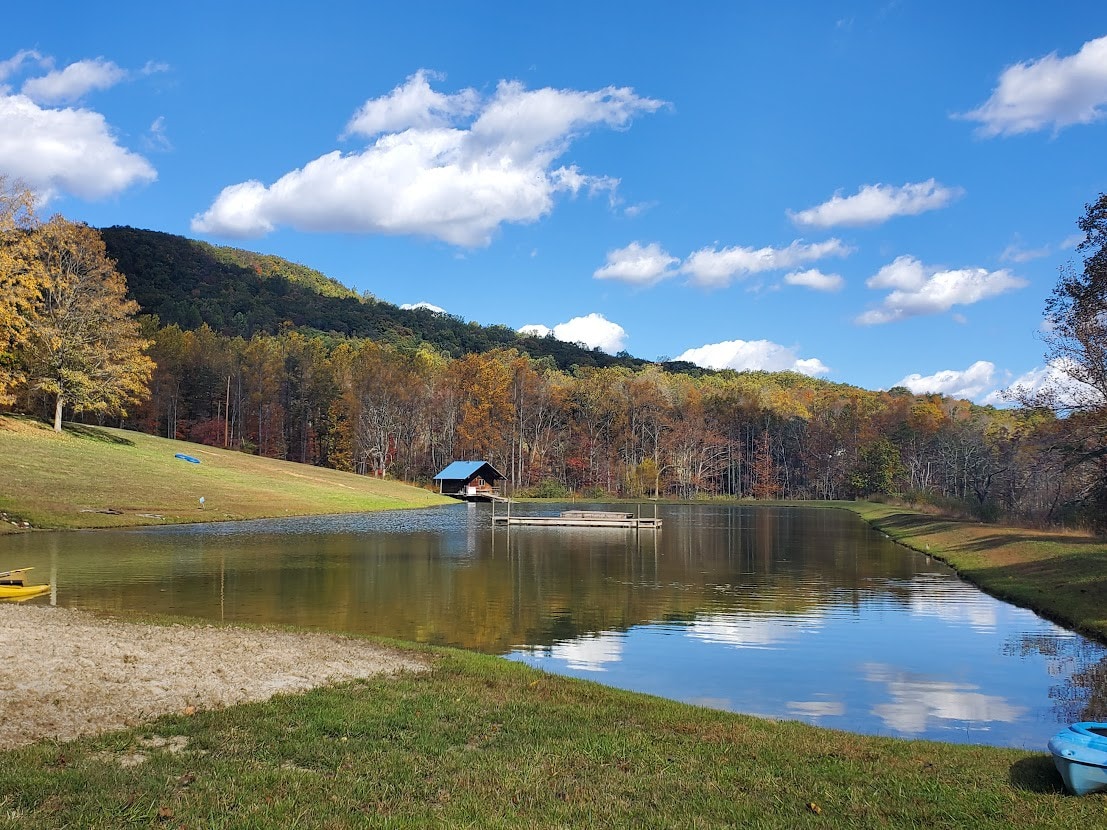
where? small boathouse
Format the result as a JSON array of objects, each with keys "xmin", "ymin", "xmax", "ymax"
[{"xmin": 433, "ymin": 461, "xmax": 506, "ymax": 501}]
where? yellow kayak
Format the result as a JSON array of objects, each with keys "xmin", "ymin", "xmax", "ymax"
[
  {"xmin": 0, "ymin": 568, "xmax": 50, "ymax": 601},
  {"xmin": 0, "ymin": 583, "xmax": 50, "ymax": 600}
]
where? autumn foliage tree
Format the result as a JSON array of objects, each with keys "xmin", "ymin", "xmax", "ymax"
[
  {"xmin": 0, "ymin": 178, "xmax": 43, "ymax": 405},
  {"xmin": 1034, "ymin": 192, "xmax": 1107, "ymax": 526},
  {"xmin": 21, "ymin": 217, "xmax": 154, "ymax": 431}
]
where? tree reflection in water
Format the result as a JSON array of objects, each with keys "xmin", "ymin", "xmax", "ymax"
[{"xmin": 1005, "ymin": 632, "xmax": 1107, "ymax": 722}]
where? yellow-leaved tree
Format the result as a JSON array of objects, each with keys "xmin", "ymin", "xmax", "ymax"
[
  {"xmin": 21, "ymin": 217, "xmax": 154, "ymax": 431},
  {"xmin": 0, "ymin": 178, "xmax": 43, "ymax": 405}
]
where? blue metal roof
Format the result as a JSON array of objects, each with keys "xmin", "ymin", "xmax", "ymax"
[{"xmin": 434, "ymin": 461, "xmax": 493, "ymax": 480}]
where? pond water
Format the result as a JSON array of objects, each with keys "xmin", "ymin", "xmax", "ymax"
[{"xmin": 1, "ymin": 502, "xmax": 1103, "ymax": 748}]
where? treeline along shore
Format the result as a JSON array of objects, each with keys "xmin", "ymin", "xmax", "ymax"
[{"xmin": 3, "ymin": 186, "xmax": 1106, "ymax": 534}]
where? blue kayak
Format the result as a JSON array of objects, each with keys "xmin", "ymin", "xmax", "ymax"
[
  {"xmin": 1048, "ymin": 722, "xmax": 1107, "ymax": 795},
  {"xmin": 174, "ymin": 453, "xmax": 201, "ymax": 464}
]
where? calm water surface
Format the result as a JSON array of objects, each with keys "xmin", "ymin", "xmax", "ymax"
[{"xmin": 2, "ymin": 502, "xmax": 1103, "ymax": 748}]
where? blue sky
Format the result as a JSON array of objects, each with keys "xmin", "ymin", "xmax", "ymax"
[{"xmin": 4, "ymin": 2, "xmax": 1107, "ymax": 403}]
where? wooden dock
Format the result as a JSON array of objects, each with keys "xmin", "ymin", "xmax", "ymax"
[{"xmin": 491, "ymin": 509, "xmax": 661, "ymax": 529}]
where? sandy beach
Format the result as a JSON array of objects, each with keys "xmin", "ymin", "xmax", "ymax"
[{"xmin": 0, "ymin": 604, "xmax": 426, "ymax": 750}]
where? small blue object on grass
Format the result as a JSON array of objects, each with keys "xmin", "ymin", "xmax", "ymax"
[
  {"xmin": 1048, "ymin": 722, "xmax": 1107, "ymax": 795},
  {"xmin": 174, "ymin": 453, "xmax": 200, "ymax": 464}
]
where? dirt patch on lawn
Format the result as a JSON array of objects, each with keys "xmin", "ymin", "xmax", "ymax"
[{"xmin": 0, "ymin": 605, "xmax": 427, "ymax": 750}]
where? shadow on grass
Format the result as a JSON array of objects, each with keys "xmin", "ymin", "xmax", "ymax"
[
  {"xmin": 871, "ymin": 511, "xmax": 1106, "ymax": 552},
  {"xmin": 63, "ymin": 424, "xmax": 135, "ymax": 446},
  {"xmin": 1009, "ymin": 755, "xmax": 1065, "ymax": 794}
]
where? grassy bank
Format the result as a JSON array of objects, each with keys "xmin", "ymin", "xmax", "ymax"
[
  {"xmin": 0, "ymin": 415, "xmax": 452, "ymax": 530},
  {"xmin": 1, "ymin": 647, "xmax": 1102, "ymax": 829},
  {"xmin": 833, "ymin": 501, "xmax": 1107, "ymax": 644}
]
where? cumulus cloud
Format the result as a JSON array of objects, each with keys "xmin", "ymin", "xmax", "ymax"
[
  {"xmin": 675, "ymin": 339, "xmax": 830, "ymax": 376},
  {"xmin": 998, "ymin": 358, "xmax": 1106, "ymax": 410},
  {"xmin": 0, "ymin": 51, "xmax": 156, "ymax": 201},
  {"xmin": 959, "ymin": 34, "xmax": 1107, "ymax": 136},
  {"xmin": 344, "ymin": 69, "xmax": 478, "ymax": 137},
  {"xmin": 856, "ymin": 255, "xmax": 1027, "ymax": 325},
  {"xmin": 680, "ymin": 238, "xmax": 851, "ymax": 288},
  {"xmin": 896, "ymin": 361, "xmax": 998, "ymax": 401},
  {"xmin": 518, "ymin": 313, "xmax": 627, "ymax": 353},
  {"xmin": 783, "ymin": 268, "xmax": 844, "ymax": 292},
  {"xmin": 21, "ymin": 58, "xmax": 127, "ymax": 104},
  {"xmin": 0, "ymin": 93, "xmax": 156, "ymax": 201},
  {"xmin": 518, "ymin": 323, "xmax": 552, "ymax": 338},
  {"xmin": 399, "ymin": 301, "xmax": 446, "ymax": 313},
  {"xmin": 593, "ymin": 241, "xmax": 679, "ymax": 284},
  {"xmin": 788, "ymin": 180, "xmax": 963, "ymax": 228},
  {"xmin": 193, "ymin": 71, "xmax": 665, "ymax": 245}
]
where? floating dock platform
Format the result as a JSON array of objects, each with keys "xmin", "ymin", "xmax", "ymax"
[{"xmin": 492, "ymin": 509, "xmax": 661, "ymax": 529}]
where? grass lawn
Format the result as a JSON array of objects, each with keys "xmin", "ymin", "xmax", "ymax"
[
  {"xmin": 1, "ymin": 647, "xmax": 1103, "ymax": 829},
  {"xmin": 0, "ymin": 415, "xmax": 452, "ymax": 530}
]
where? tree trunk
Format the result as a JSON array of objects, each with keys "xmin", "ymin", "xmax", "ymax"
[{"xmin": 53, "ymin": 395, "xmax": 64, "ymax": 432}]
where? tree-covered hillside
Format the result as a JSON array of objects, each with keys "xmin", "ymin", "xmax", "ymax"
[{"xmin": 100, "ymin": 226, "xmax": 654, "ymax": 372}]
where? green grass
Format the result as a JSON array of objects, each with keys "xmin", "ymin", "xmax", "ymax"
[
  {"xmin": 1, "ymin": 648, "xmax": 1103, "ymax": 829},
  {"xmin": 0, "ymin": 415, "xmax": 452, "ymax": 529}
]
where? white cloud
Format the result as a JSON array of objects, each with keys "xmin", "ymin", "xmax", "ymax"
[
  {"xmin": 857, "ymin": 255, "xmax": 1027, "ymax": 325},
  {"xmin": 21, "ymin": 58, "xmax": 127, "ymax": 104},
  {"xmin": 593, "ymin": 241, "xmax": 679, "ymax": 284},
  {"xmin": 959, "ymin": 34, "xmax": 1107, "ymax": 136},
  {"xmin": 140, "ymin": 61, "xmax": 170, "ymax": 77},
  {"xmin": 0, "ymin": 50, "xmax": 44, "ymax": 84},
  {"xmin": 194, "ymin": 72, "xmax": 665, "ymax": 245},
  {"xmin": 0, "ymin": 52, "xmax": 156, "ymax": 201},
  {"xmin": 344, "ymin": 69, "xmax": 478, "ymax": 137},
  {"xmin": 517, "ymin": 313, "xmax": 628, "ymax": 353},
  {"xmin": 783, "ymin": 268, "xmax": 844, "ymax": 292},
  {"xmin": 680, "ymin": 238, "xmax": 851, "ymax": 288},
  {"xmin": 518, "ymin": 324, "xmax": 552, "ymax": 338},
  {"xmin": 999, "ymin": 240, "xmax": 1050, "ymax": 263},
  {"xmin": 144, "ymin": 115, "xmax": 172, "ymax": 152},
  {"xmin": 998, "ymin": 358, "xmax": 1106, "ymax": 410},
  {"xmin": 0, "ymin": 92, "xmax": 156, "ymax": 201},
  {"xmin": 788, "ymin": 180, "xmax": 963, "ymax": 228},
  {"xmin": 399, "ymin": 301, "xmax": 446, "ymax": 313},
  {"xmin": 622, "ymin": 200, "xmax": 657, "ymax": 218},
  {"xmin": 676, "ymin": 339, "xmax": 830, "ymax": 376},
  {"xmin": 896, "ymin": 360, "xmax": 997, "ymax": 400}
]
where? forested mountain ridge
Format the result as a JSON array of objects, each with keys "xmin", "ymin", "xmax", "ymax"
[{"xmin": 99, "ymin": 226, "xmax": 656, "ymax": 372}]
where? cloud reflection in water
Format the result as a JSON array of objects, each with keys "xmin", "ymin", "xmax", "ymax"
[{"xmin": 863, "ymin": 663, "xmax": 1025, "ymax": 734}]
